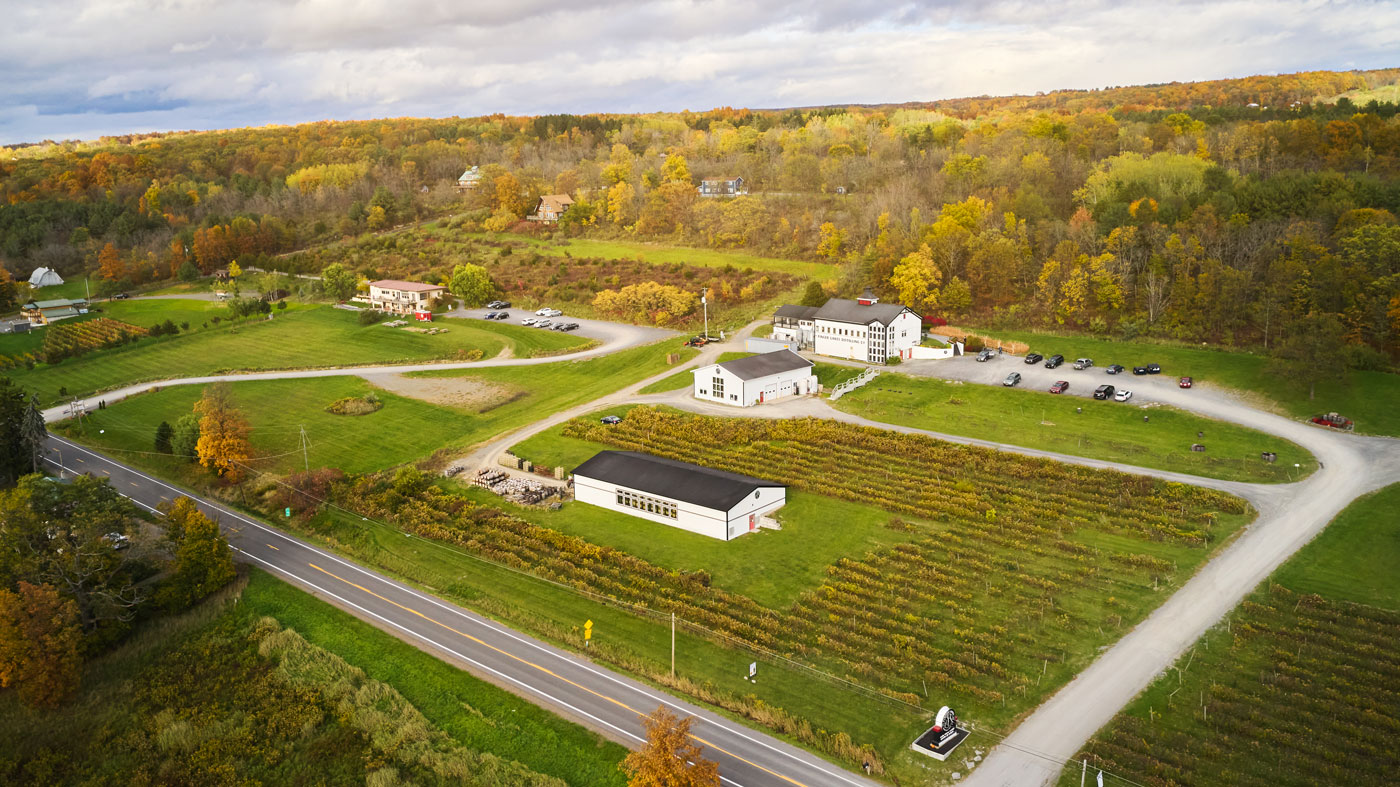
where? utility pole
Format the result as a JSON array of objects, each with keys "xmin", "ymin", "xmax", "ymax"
[
  {"xmin": 671, "ymin": 612, "xmax": 676, "ymax": 679},
  {"xmin": 299, "ymin": 425, "xmax": 311, "ymax": 473},
  {"xmin": 701, "ymin": 288, "xmax": 709, "ymax": 340}
]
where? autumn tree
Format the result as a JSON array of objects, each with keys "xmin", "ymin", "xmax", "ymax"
[
  {"xmin": 448, "ymin": 263, "xmax": 495, "ymax": 307},
  {"xmin": 0, "ymin": 581, "xmax": 83, "ymax": 707},
  {"xmin": 593, "ymin": 282, "xmax": 698, "ymax": 325},
  {"xmin": 622, "ymin": 706, "xmax": 719, "ymax": 787},
  {"xmin": 320, "ymin": 262, "xmax": 358, "ymax": 302},
  {"xmin": 194, "ymin": 384, "xmax": 252, "ymax": 481},
  {"xmin": 156, "ymin": 497, "xmax": 234, "ymax": 610},
  {"xmin": 890, "ymin": 244, "xmax": 943, "ymax": 315},
  {"xmin": 0, "ymin": 262, "xmax": 17, "ymax": 312},
  {"xmin": 661, "ymin": 153, "xmax": 692, "ymax": 185},
  {"xmin": 96, "ymin": 242, "xmax": 126, "ymax": 281}
]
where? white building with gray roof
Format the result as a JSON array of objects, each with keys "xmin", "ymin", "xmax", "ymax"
[
  {"xmin": 691, "ymin": 349, "xmax": 817, "ymax": 407},
  {"xmin": 773, "ymin": 288, "xmax": 920, "ymax": 364}
]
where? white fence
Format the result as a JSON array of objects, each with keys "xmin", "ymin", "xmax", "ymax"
[{"xmin": 829, "ymin": 368, "xmax": 880, "ymax": 401}]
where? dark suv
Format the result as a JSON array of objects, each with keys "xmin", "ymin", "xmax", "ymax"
[
  {"xmin": 1094, "ymin": 384, "xmax": 1115, "ymax": 400},
  {"xmin": 1024, "ymin": 353, "xmax": 1044, "ymax": 365},
  {"xmin": 1044, "ymin": 354, "xmax": 1065, "ymax": 369}
]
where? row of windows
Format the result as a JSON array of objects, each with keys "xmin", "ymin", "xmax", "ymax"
[{"xmin": 616, "ymin": 489, "xmax": 678, "ymax": 519}]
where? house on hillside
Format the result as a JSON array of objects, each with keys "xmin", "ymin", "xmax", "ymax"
[
  {"xmin": 21, "ymin": 298, "xmax": 88, "ymax": 327},
  {"xmin": 28, "ymin": 267, "xmax": 64, "ymax": 287},
  {"xmin": 698, "ymin": 176, "xmax": 745, "ymax": 198},
  {"xmin": 367, "ymin": 280, "xmax": 446, "ymax": 316},
  {"xmin": 572, "ymin": 450, "xmax": 787, "ymax": 541},
  {"xmin": 771, "ymin": 288, "xmax": 919, "ymax": 364},
  {"xmin": 457, "ymin": 166, "xmax": 481, "ymax": 192},
  {"xmin": 527, "ymin": 194, "xmax": 574, "ymax": 223},
  {"xmin": 691, "ymin": 349, "xmax": 816, "ymax": 407}
]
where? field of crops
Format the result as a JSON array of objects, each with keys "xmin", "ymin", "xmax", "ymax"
[{"xmin": 345, "ymin": 407, "xmax": 1249, "ymax": 735}]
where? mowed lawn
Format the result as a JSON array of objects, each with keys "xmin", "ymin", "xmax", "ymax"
[
  {"xmin": 6, "ymin": 301, "xmax": 589, "ymax": 404},
  {"xmin": 56, "ymin": 376, "xmax": 477, "ymax": 477},
  {"xmin": 469, "ymin": 230, "xmax": 840, "ymax": 279},
  {"xmin": 835, "ymin": 372, "xmax": 1316, "ymax": 483},
  {"xmin": 977, "ymin": 327, "xmax": 1400, "ymax": 436},
  {"xmin": 1271, "ymin": 482, "xmax": 1400, "ymax": 608}
]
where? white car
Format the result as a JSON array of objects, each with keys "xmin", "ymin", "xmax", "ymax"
[
  {"xmin": 521, "ymin": 317, "xmax": 538, "ymax": 325},
  {"xmin": 1114, "ymin": 389, "xmax": 1133, "ymax": 402},
  {"xmin": 534, "ymin": 319, "xmax": 553, "ymax": 329},
  {"xmin": 535, "ymin": 307, "xmax": 554, "ymax": 316},
  {"xmin": 545, "ymin": 308, "xmax": 563, "ymax": 317}
]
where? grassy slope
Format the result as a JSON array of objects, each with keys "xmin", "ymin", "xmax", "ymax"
[
  {"xmin": 55, "ymin": 376, "xmax": 481, "ymax": 476},
  {"xmin": 0, "ymin": 570, "xmax": 626, "ymax": 787},
  {"xmin": 834, "ymin": 372, "xmax": 1315, "ymax": 483},
  {"xmin": 976, "ymin": 327, "xmax": 1400, "ymax": 436},
  {"xmin": 476, "ymin": 231, "xmax": 840, "ymax": 280},
  {"xmin": 1057, "ymin": 483, "xmax": 1400, "ymax": 786},
  {"xmin": 5, "ymin": 301, "xmax": 588, "ymax": 404}
]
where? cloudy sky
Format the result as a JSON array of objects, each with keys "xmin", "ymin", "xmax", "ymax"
[{"xmin": 2, "ymin": 0, "xmax": 1397, "ymax": 144}]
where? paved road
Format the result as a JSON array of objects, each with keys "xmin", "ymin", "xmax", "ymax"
[
  {"xmin": 40, "ymin": 433, "xmax": 880, "ymax": 787},
  {"xmin": 40, "ymin": 315, "xmax": 673, "ymax": 423}
]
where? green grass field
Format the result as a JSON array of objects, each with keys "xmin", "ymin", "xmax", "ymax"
[
  {"xmin": 56, "ymin": 376, "xmax": 480, "ymax": 476},
  {"xmin": 970, "ymin": 327, "xmax": 1400, "ymax": 436},
  {"xmin": 5, "ymin": 301, "xmax": 589, "ymax": 405},
  {"xmin": 833, "ymin": 372, "xmax": 1315, "ymax": 483},
  {"xmin": 0, "ymin": 569, "xmax": 626, "ymax": 786},
  {"xmin": 1058, "ymin": 483, "xmax": 1400, "ymax": 786},
  {"xmin": 472, "ymin": 231, "xmax": 840, "ymax": 280}
]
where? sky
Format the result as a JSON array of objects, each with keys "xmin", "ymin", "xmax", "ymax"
[{"xmin": 2, "ymin": 0, "xmax": 1398, "ymax": 145}]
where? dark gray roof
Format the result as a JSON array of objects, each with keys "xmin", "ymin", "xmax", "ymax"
[
  {"xmin": 813, "ymin": 297, "xmax": 913, "ymax": 326},
  {"xmin": 573, "ymin": 451, "xmax": 784, "ymax": 510},
  {"xmin": 714, "ymin": 349, "xmax": 813, "ymax": 381},
  {"xmin": 774, "ymin": 304, "xmax": 820, "ymax": 321}
]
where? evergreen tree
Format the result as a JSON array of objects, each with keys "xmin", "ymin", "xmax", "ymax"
[{"xmin": 154, "ymin": 421, "xmax": 174, "ymax": 454}]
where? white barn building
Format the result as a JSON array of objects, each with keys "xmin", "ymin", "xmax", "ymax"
[
  {"xmin": 774, "ymin": 289, "xmax": 920, "ymax": 364},
  {"xmin": 572, "ymin": 451, "xmax": 787, "ymax": 541},
  {"xmin": 692, "ymin": 349, "xmax": 816, "ymax": 407}
]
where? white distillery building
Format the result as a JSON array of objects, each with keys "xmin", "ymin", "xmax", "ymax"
[
  {"xmin": 572, "ymin": 451, "xmax": 787, "ymax": 541},
  {"xmin": 692, "ymin": 349, "xmax": 817, "ymax": 407},
  {"xmin": 773, "ymin": 288, "xmax": 920, "ymax": 364}
]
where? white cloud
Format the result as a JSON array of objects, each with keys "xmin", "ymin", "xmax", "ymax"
[{"xmin": 0, "ymin": 0, "xmax": 1396, "ymax": 143}]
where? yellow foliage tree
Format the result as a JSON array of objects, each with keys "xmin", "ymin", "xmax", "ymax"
[
  {"xmin": 194, "ymin": 383, "xmax": 252, "ymax": 482},
  {"xmin": 816, "ymin": 222, "xmax": 845, "ymax": 259},
  {"xmin": 593, "ymin": 281, "xmax": 698, "ymax": 325},
  {"xmin": 890, "ymin": 244, "xmax": 943, "ymax": 314},
  {"xmin": 622, "ymin": 706, "xmax": 719, "ymax": 787}
]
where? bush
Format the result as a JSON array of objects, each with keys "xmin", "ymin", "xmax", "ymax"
[
  {"xmin": 358, "ymin": 309, "xmax": 385, "ymax": 326},
  {"xmin": 964, "ymin": 336, "xmax": 985, "ymax": 352}
]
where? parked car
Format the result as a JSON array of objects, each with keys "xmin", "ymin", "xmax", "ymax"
[
  {"xmin": 492, "ymin": 311, "xmax": 509, "ymax": 320},
  {"xmin": 487, "ymin": 300, "xmax": 510, "ymax": 309},
  {"xmin": 1049, "ymin": 380, "xmax": 1069, "ymax": 394},
  {"xmin": 1073, "ymin": 358, "xmax": 1094, "ymax": 370},
  {"xmin": 101, "ymin": 532, "xmax": 131, "ymax": 550},
  {"xmin": 1003, "ymin": 372, "xmax": 1022, "ymax": 387},
  {"xmin": 1024, "ymin": 353, "xmax": 1044, "ymax": 365},
  {"xmin": 1179, "ymin": 376, "xmax": 1193, "ymax": 388},
  {"xmin": 483, "ymin": 311, "xmax": 499, "ymax": 319},
  {"xmin": 534, "ymin": 319, "xmax": 553, "ymax": 329},
  {"xmin": 976, "ymin": 348, "xmax": 995, "ymax": 362},
  {"xmin": 1115, "ymin": 389, "xmax": 1133, "ymax": 402},
  {"xmin": 1133, "ymin": 365, "xmax": 1149, "ymax": 375},
  {"xmin": 545, "ymin": 308, "xmax": 563, "ymax": 317},
  {"xmin": 535, "ymin": 307, "xmax": 552, "ymax": 316},
  {"xmin": 563, "ymin": 322, "xmax": 580, "ymax": 331},
  {"xmin": 521, "ymin": 317, "xmax": 538, "ymax": 325},
  {"xmin": 113, "ymin": 292, "xmax": 130, "ymax": 300},
  {"xmin": 1147, "ymin": 363, "xmax": 1162, "ymax": 374},
  {"xmin": 1105, "ymin": 364, "xmax": 1125, "ymax": 375},
  {"xmin": 1093, "ymin": 384, "xmax": 1115, "ymax": 400},
  {"xmin": 600, "ymin": 415, "xmax": 622, "ymax": 425},
  {"xmin": 1044, "ymin": 354, "xmax": 1065, "ymax": 369}
]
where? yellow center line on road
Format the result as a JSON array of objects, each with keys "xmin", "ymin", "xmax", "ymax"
[
  {"xmin": 267, "ymin": 544, "xmax": 279, "ymax": 550},
  {"xmin": 305, "ymin": 562, "xmax": 811, "ymax": 787},
  {"xmin": 129, "ymin": 482, "xmax": 140, "ymax": 488}
]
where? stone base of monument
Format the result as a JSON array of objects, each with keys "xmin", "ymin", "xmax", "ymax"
[{"xmin": 911, "ymin": 726, "xmax": 970, "ymax": 761}]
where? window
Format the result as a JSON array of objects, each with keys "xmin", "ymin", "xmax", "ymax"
[
  {"xmin": 615, "ymin": 488, "xmax": 677, "ymax": 518},
  {"xmin": 712, "ymin": 376, "xmax": 724, "ymax": 399}
]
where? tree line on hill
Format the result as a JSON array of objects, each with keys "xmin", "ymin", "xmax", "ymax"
[{"xmin": 1, "ymin": 68, "xmax": 1397, "ymax": 366}]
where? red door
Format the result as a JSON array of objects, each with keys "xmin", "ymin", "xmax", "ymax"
[{"xmin": 749, "ymin": 514, "xmax": 756, "ymax": 531}]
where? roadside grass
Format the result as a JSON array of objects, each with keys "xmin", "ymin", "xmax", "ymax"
[
  {"xmin": 55, "ymin": 376, "xmax": 478, "ymax": 476},
  {"xmin": 0, "ymin": 569, "xmax": 625, "ymax": 787},
  {"xmin": 1270, "ymin": 483, "xmax": 1400, "ymax": 608},
  {"xmin": 813, "ymin": 361, "xmax": 862, "ymax": 388},
  {"xmin": 971, "ymin": 327, "xmax": 1400, "ymax": 436},
  {"xmin": 1057, "ymin": 483, "xmax": 1400, "ymax": 787},
  {"xmin": 637, "ymin": 367, "xmax": 696, "ymax": 393},
  {"xmin": 5, "ymin": 302, "xmax": 589, "ymax": 405},
  {"xmin": 242, "ymin": 569, "xmax": 629, "ymax": 786},
  {"xmin": 834, "ymin": 372, "xmax": 1316, "ymax": 483},
  {"xmin": 472, "ymin": 231, "xmax": 840, "ymax": 280},
  {"xmin": 98, "ymin": 297, "xmax": 253, "ymax": 330},
  {"xmin": 142, "ymin": 280, "xmax": 217, "ymax": 295}
]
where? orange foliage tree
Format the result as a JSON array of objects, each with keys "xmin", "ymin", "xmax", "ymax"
[
  {"xmin": 194, "ymin": 383, "xmax": 252, "ymax": 481},
  {"xmin": 0, "ymin": 581, "xmax": 84, "ymax": 707},
  {"xmin": 621, "ymin": 706, "xmax": 719, "ymax": 787}
]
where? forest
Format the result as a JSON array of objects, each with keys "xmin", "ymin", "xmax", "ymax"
[{"xmin": 2, "ymin": 67, "xmax": 1399, "ymax": 361}]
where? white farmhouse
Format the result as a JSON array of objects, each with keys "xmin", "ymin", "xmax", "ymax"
[
  {"xmin": 367, "ymin": 279, "xmax": 446, "ymax": 315},
  {"xmin": 572, "ymin": 451, "xmax": 786, "ymax": 541},
  {"xmin": 774, "ymin": 288, "xmax": 920, "ymax": 364},
  {"xmin": 691, "ymin": 349, "xmax": 816, "ymax": 407}
]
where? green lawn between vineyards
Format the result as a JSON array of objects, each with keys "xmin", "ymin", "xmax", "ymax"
[
  {"xmin": 975, "ymin": 327, "xmax": 1400, "ymax": 437},
  {"xmin": 4, "ymin": 301, "xmax": 590, "ymax": 405},
  {"xmin": 834, "ymin": 372, "xmax": 1316, "ymax": 483},
  {"xmin": 0, "ymin": 569, "xmax": 626, "ymax": 787},
  {"xmin": 56, "ymin": 340, "xmax": 694, "ymax": 478},
  {"xmin": 1057, "ymin": 483, "xmax": 1400, "ymax": 787}
]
